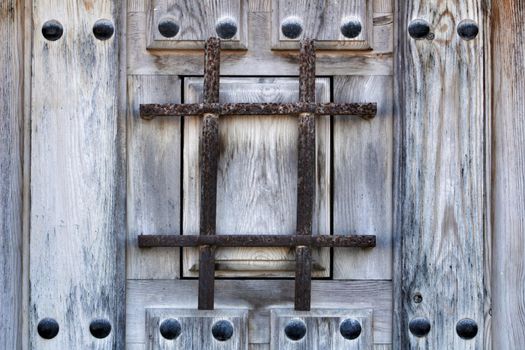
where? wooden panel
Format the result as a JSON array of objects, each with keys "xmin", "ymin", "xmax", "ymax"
[
  {"xmin": 270, "ymin": 309, "xmax": 373, "ymax": 350},
  {"xmin": 272, "ymin": 0, "xmax": 373, "ymax": 50},
  {"xmin": 148, "ymin": 0, "xmax": 248, "ymax": 49},
  {"xmin": 126, "ymin": 280, "xmax": 392, "ymax": 345},
  {"xmin": 0, "ymin": 1, "xmax": 23, "ymax": 349},
  {"xmin": 146, "ymin": 309, "xmax": 248, "ymax": 349},
  {"xmin": 183, "ymin": 78, "xmax": 330, "ymax": 277},
  {"xmin": 30, "ymin": 1, "xmax": 125, "ymax": 348},
  {"xmin": 491, "ymin": 0, "xmax": 525, "ymax": 348},
  {"xmin": 333, "ymin": 76, "xmax": 393, "ymax": 280},
  {"xmin": 394, "ymin": 1, "xmax": 485, "ymax": 349},
  {"xmin": 127, "ymin": 75, "xmax": 181, "ymax": 280}
]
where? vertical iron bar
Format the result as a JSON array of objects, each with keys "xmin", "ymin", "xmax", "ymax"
[
  {"xmin": 198, "ymin": 37, "xmax": 221, "ymax": 310},
  {"xmin": 295, "ymin": 38, "xmax": 316, "ymax": 311}
]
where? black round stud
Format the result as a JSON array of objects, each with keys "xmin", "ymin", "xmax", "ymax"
[
  {"xmin": 457, "ymin": 20, "xmax": 479, "ymax": 41},
  {"xmin": 339, "ymin": 318, "xmax": 362, "ymax": 340},
  {"xmin": 409, "ymin": 317, "xmax": 431, "ymax": 337},
  {"xmin": 456, "ymin": 318, "xmax": 478, "ymax": 339},
  {"xmin": 215, "ymin": 17, "xmax": 238, "ymax": 39},
  {"xmin": 158, "ymin": 17, "xmax": 180, "ymax": 38},
  {"xmin": 281, "ymin": 16, "xmax": 304, "ymax": 39},
  {"xmin": 93, "ymin": 19, "xmax": 115, "ymax": 41},
  {"xmin": 340, "ymin": 18, "xmax": 362, "ymax": 39},
  {"xmin": 89, "ymin": 319, "xmax": 112, "ymax": 339},
  {"xmin": 408, "ymin": 19, "xmax": 431, "ymax": 39},
  {"xmin": 159, "ymin": 318, "xmax": 182, "ymax": 340},
  {"xmin": 42, "ymin": 20, "xmax": 64, "ymax": 41},
  {"xmin": 413, "ymin": 292, "xmax": 423, "ymax": 304},
  {"xmin": 212, "ymin": 320, "xmax": 234, "ymax": 341},
  {"xmin": 37, "ymin": 318, "xmax": 60, "ymax": 339},
  {"xmin": 284, "ymin": 319, "xmax": 307, "ymax": 341}
]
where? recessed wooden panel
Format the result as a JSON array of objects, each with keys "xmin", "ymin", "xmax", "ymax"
[
  {"xmin": 148, "ymin": 0, "xmax": 248, "ymax": 49},
  {"xmin": 182, "ymin": 77, "xmax": 330, "ymax": 277},
  {"xmin": 272, "ymin": 0, "xmax": 373, "ymax": 50}
]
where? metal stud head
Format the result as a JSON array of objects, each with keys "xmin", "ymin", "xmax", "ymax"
[
  {"xmin": 42, "ymin": 20, "xmax": 64, "ymax": 41},
  {"xmin": 158, "ymin": 17, "xmax": 180, "ymax": 38},
  {"xmin": 408, "ymin": 19, "xmax": 432, "ymax": 40},
  {"xmin": 409, "ymin": 317, "xmax": 431, "ymax": 337},
  {"xmin": 284, "ymin": 319, "xmax": 307, "ymax": 341},
  {"xmin": 339, "ymin": 318, "xmax": 362, "ymax": 340},
  {"xmin": 37, "ymin": 318, "xmax": 60, "ymax": 339},
  {"xmin": 215, "ymin": 17, "xmax": 238, "ymax": 40},
  {"xmin": 89, "ymin": 319, "xmax": 112, "ymax": 339},
  {"xmin": 159, "ymin": 318, "xmax": 182, "ymax": 340},
  {"xmin": 456, "ymin": 318, "xmax": 478, "ymax": 339},
  {"xmin": 281, "ymin": 16, "xmax": 304, "ymax": 39},
  {"xmin": 340, "ymin": 17, "xmax": 362, "ymax": 39},
  {"xmin": 93, "ymin": 19, "xmax": 115, "ymax": 41},
  {"xmin": 212, "ymin": 320, "xmax": 234, "ymax": 341},
  {"xmin": 457, "ymin": 20, "xmax": 479, "ymax": 41}
]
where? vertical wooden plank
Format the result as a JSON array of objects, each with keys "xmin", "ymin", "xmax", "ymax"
[
  {"xmin": 127, "ymin": 75, "xmax": 181, "ymax": 279},
  {"xmin": 30, "ymin": 0, "xmax": 125, "ymax": 348},
  {"xmin": 0, "ymin": 1, "xmax": 24, "ymax": 348},
  {"xmin": 394, "ymin": 0, "xmax": 485, "ymax": 349},
  {"xmin": 491, "ymin": 0, "xmax": 525, "ymax": 348}
]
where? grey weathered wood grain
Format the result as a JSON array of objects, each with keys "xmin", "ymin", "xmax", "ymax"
[
  {"xmin": 394, "ymin": 1, "xmax": 485, "ymax": 349},
  {"xmin": 270, "ymin": 309, "xmax": 373, "ymax": 350},
  {"xmin": 0, "ymin": 1, "xmax": 24, "ymax": 349},
  {"xmin": 491, "ymin": 0, "xmax": 525, "ymax": 348},
  {"xmin": 183, "ymin": 77, "xmax": 330, "ymax": 278},
  {"xmin": 30, "ymin": 1, "xmax": 125, "ymax": 348},
  {"xmin": 127, "ymin": 75, "xmax": 182, "ymax": 280},
  {"xmin": 126, "ymin": 280, "xmax": 392, "ymax": 346},
  {"xmin": 333, "ymin": 76, "xmax": 393, "ymax": 280}
]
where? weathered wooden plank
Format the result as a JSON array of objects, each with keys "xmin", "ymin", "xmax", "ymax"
[
  {"xmin": 30, "ymin": 1, "xmax": 125, "ymax": 348},
  {"xmin": 126, "ymin": 280, "xmax": 393, "ymax": 345},
  {"xmin": 0, "ymin": 1, "xmax": 24, "ymax": 349},
  {"xmin": 127, "ymin": 75, "xmax": 181, "ymax": 279},
  {"xmin": 491, "ymin": 0, "xmax": 525, "ymax": 348},
  {"xmin": 333, "ymin": 76, "xmax": 393, "ymax": 280},
  {"xmin": 394, "ymin": 1, "xmax": 485, "ymax": 349},
  {"xmin": 183, "ymin": 77, "xmax": 330, "ymax": 278}
]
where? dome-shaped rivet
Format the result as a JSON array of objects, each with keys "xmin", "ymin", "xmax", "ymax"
[
  {"xmin": 215, "ymin": 17, "xmax": 238, "ymax": 39},
  {"xmin": 159, "ymin": 318, "xmax": 182, "ymax": 340},
  {"xmin": 408, "ymin": 19, "xmax": 431, "ymax": 40},
  {"xmin": 339, "ymin": 318, "xmax": 362, "ymax": 340},
  {"xmin": 93, "ymin": 19, "xmax": 115, "ymax": 41},
  {"xmin": 212, "ymin": 320, "xmax": 234, "ymax": 341},
  {"xmin": 158, "ymin": 17, "xmax": 180, "ymax": 38},
  {"xmin": 409, "ymin": 317, "xmax": 431, "ymax": 337},
  {"xmin": 457, "ymin": 20, "xmax": 479, "ymax": 41},
  {"xmin": 37, "ymin": 318, "xmax": 60, "ymax": 339},
  {"xmin": 42, "ymin": 20, "xmax": 64, "ymax": 41},
  {"xmin": 281, "ymin": 16, "xmax": 304, "ymax": 39},
  {"xmin": 284, "ymin": 319, "xmax": 307, "ymax": 341},
  {"xmin": 89, "ymin": 318, "xmax": 112, "ymax": 339},
  {"xmin": 340, "ymin": 17, "xmax": 362, "ymax": 39},
  {"xmin": 456, "ymin": 318, "xmax": 478, "ymax": 339}
]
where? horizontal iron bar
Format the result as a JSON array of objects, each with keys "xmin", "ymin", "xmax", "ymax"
[
  {"xmin": 140, "ymin": 102, "xmax": 377, "ymax": 119},
  {"xmin": 138, "ymin": 234, "xmax": 376, "ymax": 248}
]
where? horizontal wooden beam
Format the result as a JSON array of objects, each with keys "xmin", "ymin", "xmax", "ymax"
[{"xmin": 138, "ymin": 234, "xmax": 376, "ymax": 248}]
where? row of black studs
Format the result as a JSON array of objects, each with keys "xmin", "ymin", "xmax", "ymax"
[
  {"xmin": 284, "ymin": 318, "xmax": 362, "ymax": 342},
  {"xmin": 158, "ymin": 16, "xmax": 238, "ymax": 40},
  {"xmin": 41, "ymin": 19, "xmax": 115, "ymax": 42},
  {"xmin": 37, "ymin": 318, "xmax": 112, "ymax": 340},
  {"xmin": 409, "ymin": 317, "xmax": 479, "ymax": 339},
  {"xmin": 159, "ymin": 319, "xmax": 234, "ymax": 341},
  {"xmin": 408, "ymin": 19, "xmax": 480, "ymax": 41}
]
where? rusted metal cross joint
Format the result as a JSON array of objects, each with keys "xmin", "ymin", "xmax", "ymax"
[{"xmin": 139, "ymin": 37, "xmax": 377, "ymax": 311}]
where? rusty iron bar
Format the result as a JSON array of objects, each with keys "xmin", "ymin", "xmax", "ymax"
[
  {"xmin": 138, "ymin": 234, "xmax": 377, "ymax": 248},
  {"xmin": 140, "ymin": 102, "xmax": 377, "ymax": 119}
]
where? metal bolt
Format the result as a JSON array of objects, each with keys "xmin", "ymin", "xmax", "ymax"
[
  {"xmin": 159, "ymin": 318, "xmax": 182, "ymax": 340},
  {"xmin": 409, "ymin": 317, "xmax": 431, "ymax": 337},
  {"xmin": 212, "ymin": 320, "xmax": 234, "ymax": 341},
  {"xmin": 93, "ymin": 19, "xmax": 115, "ymax": 41},
  {"xmin": 339, "ymin": 318, "xmax": 362, "ymax": 340},
  {"xmin": 284, "ymin": 319, "xmax": 307, "ymax": 341},
  {"xmin": 340, "ymin": 17, "xmax": 362, "ymax": 39},
  {"xmin": 456, "ymin": 318, "xmax": 478, "ymax": 339},
  {"xmin": 158, "ymin": 17, "xmax": 180, "ymax": 38},
  {"xmin": 408, "ymin": 19, "xmax": 432, "ymax": 40},
  {"xmin": 42, "ymin": 20, "xmax": 64, "ymax": 41},
  {"xmin": 457, "ymin": 20, "xmax": 479, "ymax": 41},
  {"xmin": 281, "ymin": 16, "xmax": 304, "ymax": 39},
  {"xmin": 215, "ymin": 17, "xmax": 238, "ymax": 40},
  {"xmin": 413, "ymin": 292, "xmax": 423, "ymax": 303},
  {"xmin": 89, "ymin": 319, "xmax": 112, "ymax": 339},
  {"xmin": 37, "ymin": 318, "xmax": 60, "ymax": 339}
]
